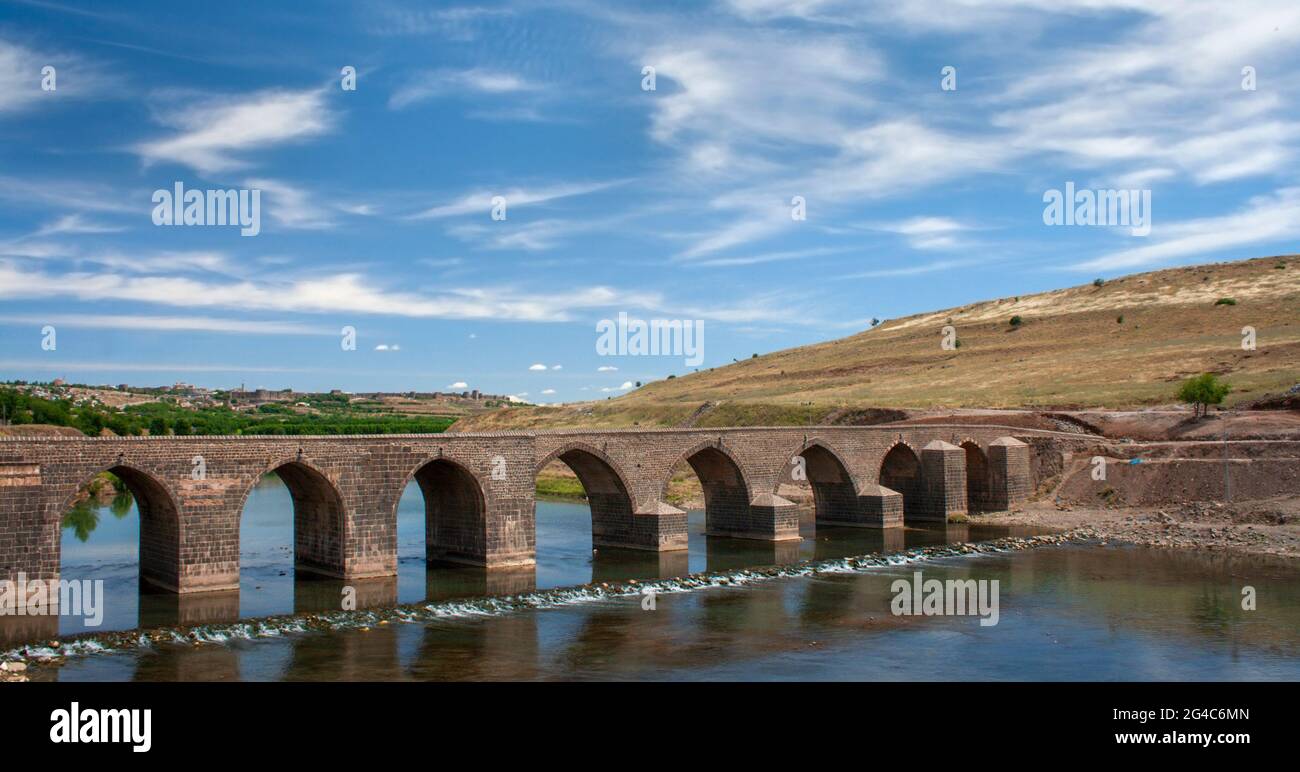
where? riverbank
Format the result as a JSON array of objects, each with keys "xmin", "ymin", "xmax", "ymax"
[{"xmin": 974, "ymin": 496, "xmax": 1300, "ymax": 558}]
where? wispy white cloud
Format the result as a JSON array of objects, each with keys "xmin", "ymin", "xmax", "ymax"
[
  {"xmin": 988, "ymin": 2, "xmax": 1300, "ymax": 187},
  {"xmin": 1072, "ymin": 187, "xmax": 1300, "ymax": 272},
  {"xmin": 134, "ymin": 88, "xmax": 333, "ymax": 174},
  {"xmin": 390, "ymin": 68, "xmax": 535, "ymax": 109},
  {"xmin": 0, "ymin": 359, "xmax": 318, "ymax": 373},
  {"xmin": 368, "ymin": 6, "xmax": 513, "ymax": 38},
  {"xmin": 0, "ymin": 37, "xmax": 113, "ymax": 113},
  {"xmin": 245, "ymin": 177, "xmax": 336, "ymax": 230},
  {"xmin": 686, "ymin": 246, "xmax": 851, "ymax": 267},
  {"xmin": 0, "ymin": 241, "xmax": 75, "ymax": 259},
  {"xmin": 610, "ymin": 0, "xmax": 1300, "ymax": 266},
  {"xmin": 77, "ymin": 250, "xmax": 231, "ymax": 274},
  {"xmin": 0, "ymin": 313, "xmax": 327, "ymax": 335},
  {"xmin": 31, "ymin": 214, "xmax": 126, "ymax": 237},
  {"xmin": 0, "ymin": 262, "xmax": 664, "ymax": 322},
  {"xmin": 871, "ymin": 216, "xmax": 978, "ymax": 250},
  {"xmin": 0, "ymin": 175, "xmax": 142, "ymax": 214},
  {"xmin": 408, "ymin": 180, "xmax": 625, "ymax": 220},
  {"xmin": 644, "ymin": 32, "xmax": 879, "ymax": 152},
  {"xmin": 447, "ymin": 218, "xmax": 583, "ymax": 251},
  {"xmin": 842, "ymin": 258, "xmax": 982, "ymax": 279}
]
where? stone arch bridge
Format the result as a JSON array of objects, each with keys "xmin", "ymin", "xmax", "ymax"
[{"xmin": 0, "ymin": 425, "xmax": 1039, "ymax": 593}]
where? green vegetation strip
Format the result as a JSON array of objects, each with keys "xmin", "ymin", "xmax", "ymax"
[{"xmin": 1, "ymin": 386, "xmax": 455, "ymax": 436}]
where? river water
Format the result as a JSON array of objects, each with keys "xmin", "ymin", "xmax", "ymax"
[{"xmin": 11, "ymin": 474, "xmax": 1300, "ymax": 681}]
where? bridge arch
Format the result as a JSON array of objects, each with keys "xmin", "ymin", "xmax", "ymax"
[
  {"xmin": 56, "ymin": 462, "xmax": 182, "ymax": 591},
  {"xmin": 535, "ymin": 442, "xmax": 637, "ymax": 547},
  {"xmin": 879, "ymin": 441, "xmax": 922, "ymax": 521},
  {"xmin": 400, "ymin": 456, "xmax": 489, "ymax": 566},
  {"xmin": 960, "ymin": 440, "xmax": 992, "ymax": 512},
  {"xmin": 668, "ymin": 441, "xmax": 753, "ymax": 535},
  {"xmin": 237, "ymin": 457, "xmax": 347, "ymax": 578},
  {"xmin": 785, "ymin": 439, "xmax": 861, "ymax": 525}
]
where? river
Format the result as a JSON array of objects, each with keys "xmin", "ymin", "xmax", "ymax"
[{"xmin": 10, "ymin": 473, "xmax": 1300, "ymax": 681}]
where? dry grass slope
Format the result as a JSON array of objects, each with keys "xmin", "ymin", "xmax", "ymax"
[{"xmin": 454, "ymin": 256, "xmax": 1300, "ymax": 431}]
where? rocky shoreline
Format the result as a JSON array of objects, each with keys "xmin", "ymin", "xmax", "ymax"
[{"xmin": 975, "ymin": 496, "xmax": 1300, "ymax": 559}]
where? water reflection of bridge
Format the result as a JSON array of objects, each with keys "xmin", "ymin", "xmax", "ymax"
[{"xmin": 44, "ymin": 544, "xmax": 1290, "ymax": 683}]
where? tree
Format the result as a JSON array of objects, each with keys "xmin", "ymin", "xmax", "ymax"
[
  {"xmin": 148, "ymin": 417, "xmax": 169, "ymax": 436},
  {"xmin": 1177, "ymin": 373, "xmax": 1231, "ymax": 418}
]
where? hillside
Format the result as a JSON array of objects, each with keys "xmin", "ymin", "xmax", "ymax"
[{"xmin": 454, "ymin": 256, "xmax": 1300, "ymax": 431}]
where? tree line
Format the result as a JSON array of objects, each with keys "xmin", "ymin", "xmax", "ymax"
[{"xmin": 0, "ymin": 388, "xmax": 454, "ymax": 436}]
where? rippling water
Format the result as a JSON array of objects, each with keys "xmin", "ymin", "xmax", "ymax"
[{"xmin": 11, "ymin": 475, "xmax": 1300, "ymax": 681}]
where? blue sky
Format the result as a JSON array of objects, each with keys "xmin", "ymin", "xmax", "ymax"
[{"xmin": 1, "ymin": 0, "xmax": 1298, "ymax": 401}]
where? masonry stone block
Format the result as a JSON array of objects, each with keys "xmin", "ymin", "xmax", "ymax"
[
  {"xmin": 916, "ymin": 440, "xmax": 968, "ymax": 523},
  {"xmin": 848, "ymin": 483, "xmax": 905, "ymax": 528},
  {"xmin": 988, "ymin": 436, "xmax": 1032, "ymax": 510},
  {"xmin": 727, "ymin": 492, "xmax": 801, "ymax": 541}
]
